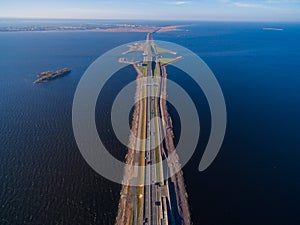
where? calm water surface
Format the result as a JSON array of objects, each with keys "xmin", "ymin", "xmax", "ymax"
[{"xmin": 0, "ymin": 22, "xmax": 300, "ymax": 224}]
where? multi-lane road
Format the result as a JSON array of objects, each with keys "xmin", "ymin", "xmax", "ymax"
[{"xmin": 116, "ymin": 33, "xmax": 191, "ymax": 225}]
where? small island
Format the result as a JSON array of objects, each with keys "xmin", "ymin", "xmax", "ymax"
[
  {"xmin": 263, "ymin": 27, "xmax": 284, "ymax": 31},
  {"xmin": 33, "ymin": 68, "xmax": 71, "ymax": 84}
]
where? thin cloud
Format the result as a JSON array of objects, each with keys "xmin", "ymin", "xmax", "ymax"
[
  {"xmin": 165, "ymin": 1, "xmax": 191, "ymax": 5},
  {"xmin": 265, "ymin": 0, "xmax": 300, "ymax": 2},
  {"xmin": 221, "ymin": 0, "xmax": 300, "ymax": 8},
  {"xmin": 233, "ymin": 2, "xmax": 263, "ymax": 7},
  {"xmin": 220, "ymin": 1, "xmax": 264, "ymax": 8}
]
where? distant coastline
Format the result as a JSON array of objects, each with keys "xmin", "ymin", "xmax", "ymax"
[{"xmin": 0, "ymin": 24, "xmax": 182, "ymax": 33}]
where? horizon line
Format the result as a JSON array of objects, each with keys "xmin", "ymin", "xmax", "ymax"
[{"xmin": 1, "ymin": 17, "xmax": 300, "ymax": 23}]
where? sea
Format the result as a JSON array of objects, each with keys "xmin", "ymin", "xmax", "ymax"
[{"xmin": 0, "ymin": 20, "xmax": 300, "ymax": 225}]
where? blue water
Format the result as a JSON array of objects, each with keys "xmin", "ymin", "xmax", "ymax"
[
  {"xmin": 156, "ymin": 22, "xmax": 300, "ymax": 225},
  {"xmin": 0, "ymin": 22, "xmax": 300, "ymax": 224}
]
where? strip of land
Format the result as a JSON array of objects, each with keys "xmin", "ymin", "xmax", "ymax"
[
  {"xmin": 262, "ymin": 27, "xmax": 284, "ymax": 31},
  {"xmin": 115, "ymin": 33, "xmax": 191, "ymax": 225},
  {"xmin": 0, "ymin": 24, "xmax": 182, "ymax": 33}
]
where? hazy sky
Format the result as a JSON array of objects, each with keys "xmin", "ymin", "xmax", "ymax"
[{"xmin": 1, "ymin": 0, "xmax": 300, "ymax": 21}]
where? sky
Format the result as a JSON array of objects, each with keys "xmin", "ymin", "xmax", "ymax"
[{"xmin": 1, "ymin": 0, "xmax": 300, "ymax": 21}]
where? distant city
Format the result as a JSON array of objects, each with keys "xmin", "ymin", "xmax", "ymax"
[{"xmin": 0, "ymin": 23, "xmax": 179, "ymax": 32}]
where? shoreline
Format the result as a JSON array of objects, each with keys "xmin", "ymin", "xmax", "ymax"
[{"xmin": 0, "ymin": 25, "xmax": 184, "ymax": 33}]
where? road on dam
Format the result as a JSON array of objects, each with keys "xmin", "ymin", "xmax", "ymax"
[{"xmin": 115, "ymin": 33, "xmax": 191, "ymax": 225}]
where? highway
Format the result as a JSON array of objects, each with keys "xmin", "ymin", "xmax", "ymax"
[
  {"xmin": 142, "ymin": 33, "xmax": 167, "ymax": 225},
  {"xmin": 116, "ymin": 33, "xmax": 191, "ymax": 225}
]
